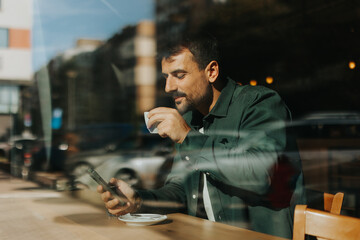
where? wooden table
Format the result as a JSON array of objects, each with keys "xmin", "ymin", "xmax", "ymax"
[
  {"xmin": 91, "ymin": 213, "xmax": 288, "ymax": 240},
  {"xmin": 0, "ymin": 174, "xmax": 288, "ymax": 240}
]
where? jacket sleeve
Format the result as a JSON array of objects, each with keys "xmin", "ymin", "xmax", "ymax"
[{"xmin": 136, "ymin": 153, "xmax": 189, "ymax": 213}]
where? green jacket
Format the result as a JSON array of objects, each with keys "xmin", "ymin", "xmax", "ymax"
[{"xmin": 138, "ymin": 79, "xmax": 305, "ymax": 239}]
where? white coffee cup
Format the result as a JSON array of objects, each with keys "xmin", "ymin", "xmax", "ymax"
[{"xmin": 144, "ymin": 112, "xmax": 158, "ymax": 134}]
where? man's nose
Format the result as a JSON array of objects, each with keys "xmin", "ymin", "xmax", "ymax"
[{"xmin": 165, "ymin": 76, "xmax": 177, "ymax": 93}]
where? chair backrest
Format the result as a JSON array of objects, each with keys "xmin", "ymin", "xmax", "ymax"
[
  {"xmin": 324, "ymin": 192, "xmax": 344, "ymax": 214},
  {"xmin": 293, "ymin": 205, "xmax": 360, "ymax": 240},
  {"xmin": 319, "ymin": 192, "xmax": 345, "ymax": 240}
]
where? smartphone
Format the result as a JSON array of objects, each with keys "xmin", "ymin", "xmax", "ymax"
[{"xmin": 87, "ymin": 168, "xmax": 126, "ymax": 206}]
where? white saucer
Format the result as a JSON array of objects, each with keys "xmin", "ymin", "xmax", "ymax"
[{"xmin": 118, "ymin": 213, "xmax": 167, "ymax": 226}]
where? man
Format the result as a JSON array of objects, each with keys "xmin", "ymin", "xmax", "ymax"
[{"xmin": 97, "ymin": 33, "xmax": 305, "ymax": 238}]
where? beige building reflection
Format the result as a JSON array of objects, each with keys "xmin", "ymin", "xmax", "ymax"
[
  {"xmin": 0, "ymin": 0, "xmax": 33, "ymax": 139},
  {"xmin": 134, "ymin": 21, "xmax": 156, "ymax": 115}
]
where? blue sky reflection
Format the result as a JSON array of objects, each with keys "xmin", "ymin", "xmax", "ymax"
[{"xmin": 32, "ymin": 0, "xmax": 154, "ymax": 72}]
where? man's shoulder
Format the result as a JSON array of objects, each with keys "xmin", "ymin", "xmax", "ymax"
[
  {"xmin": 227, "ymin": 82, "xmax": 291, "ymax": 122},
  {"xmin": 232, "ymin": 82, "xmax": 278, "ymax": 96},
  {"xmin": 232, "ymin": 83, "xmax": 281, "ymax": 103}
]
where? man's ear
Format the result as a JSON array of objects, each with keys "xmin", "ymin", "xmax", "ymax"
[{"xmin": 205, "ymin": 61, "xmax": 219, "ymax": 83}]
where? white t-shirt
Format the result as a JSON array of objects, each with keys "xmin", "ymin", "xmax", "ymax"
[{"xmin": 198, "ymin": 127, "xmax": 215, "ymax": 222}]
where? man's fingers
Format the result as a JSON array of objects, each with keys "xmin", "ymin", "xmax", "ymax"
[
  {"xmin": 107, "ymin": 203, "xmax": 131, "ymax": 216},
  {"xmin": 105, "ymin": 197, "xmax": 121, "ymax": 209},
  {"xmin": 100, "ymin": 190, "xmax": 112, "ymax": 202},
  {"xmin": 156, "ymin": 121, "xmax": 169, "ymax": 138},
  {"xmin": 147, "ymin": 111, "xmax": 167, "ymax": 123},
  {"xmin": 95, "ymin": 178, "xmax": 137, "ymax": 216},
  {"xmin": 96, "ymin": 185, "xmax": 104, "ymax": 193},
  {"xmin": 148, "ymin": 112, "xmax": 178, "ymax": 128},
  {"xmin": 109, "ymin": 178, "xmax": 118, "ymax": 186},
  {"xmin": 107, "ymin": 202, "xmax": 131, "ymax": 216},
  {"xmin": 148, "ymin": 107, "xmax": 173, "ymax": 116},
  {"xmin": 148, "ymin": 108, "xmax": 176, "ymax": 120},
  {"xmin": 147, "ymin": 107, "xmax": 181, "ymax": 130}
]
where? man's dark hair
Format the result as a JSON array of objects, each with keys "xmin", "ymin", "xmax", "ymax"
[{"xmin": 159, "ymin": 32, "xmax": 221, "ymax": 70}]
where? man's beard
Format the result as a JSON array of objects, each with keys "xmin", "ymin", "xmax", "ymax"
[
  {"xmin": 173, "ymin": 85, "xmax": 213, "ymax": 115},
  {"xmin": 173, "ymin": 91, "xmax": 193, "ymax": 115}
]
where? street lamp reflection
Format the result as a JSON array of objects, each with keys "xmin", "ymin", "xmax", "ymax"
[
  {"xmin": 266, "ymin": 76, "xmax": 274, "ymax": 84},
  {"xmin": 349, "ymin": 61, "xmax": 356, "ymax": 69}
]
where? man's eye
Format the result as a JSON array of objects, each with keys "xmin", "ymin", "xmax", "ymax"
[{"xmin": 176, "ymin": 73, "xmax": 185, "ymax": 79}]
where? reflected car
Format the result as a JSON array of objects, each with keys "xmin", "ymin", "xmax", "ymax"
[
  {"xmin": 8, "ymin": 136, "xmax": 42, "ymax": 179},
  {"xmin": 66, "ymin": 133, "xmax": 174, "ymax": 190},
  {"xmin": 290, "ymin": 111, "xmax": 360, "ymax": 139},
  {"xmin": 31, "ymin": 124, "xmax": 134, "ymax": 173},
  {"xmin": 0, "ymin": 141, "xmax": 11, "ymax": 159}
]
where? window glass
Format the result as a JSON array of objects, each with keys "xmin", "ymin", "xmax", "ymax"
[
  {"xmin": 0, "ymin": 1, "xmax": 360, "ymax": 239},
  {"xmin": 0, "ymin": 28, "xmax": 8, "ymax": 48},
  {"xmin": 0, "ymin": 85, "xmax": 19, "ymax": 113}
]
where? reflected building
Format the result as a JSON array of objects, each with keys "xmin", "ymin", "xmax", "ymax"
[
  {"xmin": 112, "ymin": 21, "xmax": 157, "ymax": 115},
  {"xmin": 32, "ymin": 21, "xmax": 156, "ymax": 133},
  {"xmin": 91, "ymin": 20, "xmax": 156, "ymax": 123},
  {"xmin": 50, "ymin": 38, "xmax": 103, "ymax": 130},
  {"xmin": 134, "ymin": 21, "xmax": 157, "ymax": 115},
  {"xmin": 0, "ymin": 0, "xmax": 33, "ymax": 139}
]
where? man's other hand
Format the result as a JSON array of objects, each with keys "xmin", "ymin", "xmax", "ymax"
[
  {"xmin": 147, "ymin": 107, "xmax": 191, "ymax": 143},
  {"xmin": 96, "ymin": 178, "xmax": 141, "ymax": 216}
]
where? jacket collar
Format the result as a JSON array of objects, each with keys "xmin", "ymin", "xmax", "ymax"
[
  {"xmin": 183, "ymin": 77, "xmax": 237, "ymax": 128},
  {"xmin": 206, "ymin": 77, "xmax": 236, "ymax": 118}
]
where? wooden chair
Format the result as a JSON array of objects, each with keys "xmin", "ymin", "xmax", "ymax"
[
  {"xmin": 324, "ymin": 192, "xmax": 344, "ymax": 214},
  {"xmin": 293, "ymin": 205, "xmax": 360, "ymax": 240},
  {"xmin": 317, "ymin": 192, "xmax": 345, "ymax": 240}
]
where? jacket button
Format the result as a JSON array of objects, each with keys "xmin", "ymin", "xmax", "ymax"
[
  {"xmin": 185, "ymin": 156, "xmax": 190, "ymax": 161},
  {"xmin": 192, "ymin": 194, "xmax": 197, "ymax": 199}
]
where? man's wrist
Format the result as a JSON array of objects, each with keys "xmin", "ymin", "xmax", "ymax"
[{"xmin": 178, "ymin": 127, "xmax": 191, "ymax": 144}]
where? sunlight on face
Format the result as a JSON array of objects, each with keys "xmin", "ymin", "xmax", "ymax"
[{"xmin": 161, "ymin": 49, "xmax": 213, "ymax": 115}]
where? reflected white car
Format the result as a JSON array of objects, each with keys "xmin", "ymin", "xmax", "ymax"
[{"xmin": 66, "ymin": 134, "xmax": 174, "ymax": 190}]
